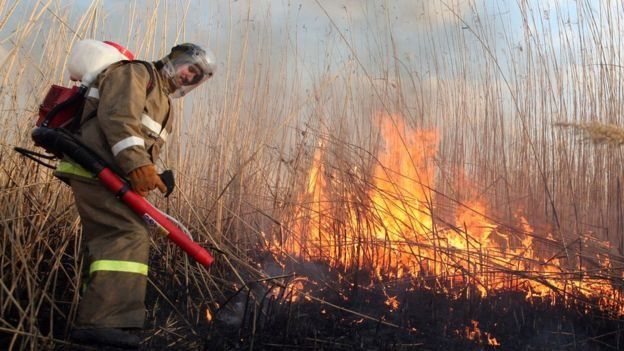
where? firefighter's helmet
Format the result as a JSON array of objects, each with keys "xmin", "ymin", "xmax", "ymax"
[{"xmin": 161, "ymin": 43, "xmax": 215, "ymax": 98}]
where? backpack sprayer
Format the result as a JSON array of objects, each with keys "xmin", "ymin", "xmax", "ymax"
[{"xmin": 16, "ymin": 40, "xmax": 214, "ymax": 268}]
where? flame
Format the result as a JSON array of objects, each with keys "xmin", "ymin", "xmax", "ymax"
[
  {"xmin": 461, "ymin": 320, "xmax": 500, "ymax": 347},
  {"xmin": 284, "ymin": 113, "xmax": 624, "ymax": 315},
  {"xmin": 384, "ymin": 296, "xmax": 399, "ymax": 312},
  {"xmin": 465, "ymin": 320, "xmax": 481, "ymax": 341},
  {"xmin": 257, "ymin": 276, "xmax": 310, "ymax": 309},
  {"xmin": 488, "ymin": 333, "xmax": 501, "ymax": 347}
]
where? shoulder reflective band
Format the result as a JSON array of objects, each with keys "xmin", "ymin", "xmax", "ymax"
[
  {"xmin": 89, "ymin": 260, "xmax": 148, "ymax": 276},
  {"xmin": 56, "ymin": 160, "xmax": 96, "ymax": 179}
]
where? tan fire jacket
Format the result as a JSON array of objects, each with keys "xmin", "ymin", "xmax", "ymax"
[{"xmin": 56, "ymin": 61, "xmax": 173, "ymax": 180}]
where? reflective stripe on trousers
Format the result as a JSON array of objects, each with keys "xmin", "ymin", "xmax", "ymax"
[{"xmin": 90, "ymin": 260, "xmax": 148, "ymax": 276}]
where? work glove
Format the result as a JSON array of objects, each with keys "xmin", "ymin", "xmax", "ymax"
[{"xmin": 128, "ymin": 164, "xmax": 167, "ymax": 197}]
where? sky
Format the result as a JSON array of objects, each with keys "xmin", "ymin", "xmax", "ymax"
[
  {"xmin": 2, "ymin": 0, "xmax": 619, "ymax": 134},
  {"xmin": 1, "ymin": 1, "xmax": 594, "ymax": 86}
]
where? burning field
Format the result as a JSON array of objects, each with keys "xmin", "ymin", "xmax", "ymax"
[
  {"xmin": 4, "ymin": 1, "xmax": 624, "ymax": 350},
  {"xmin": 282, "ymin": 115, "xmax": 624, "ymax": 312},
  {"xmin": 201, "ymin": 114, "xmax": 624, "ymax": 350}
]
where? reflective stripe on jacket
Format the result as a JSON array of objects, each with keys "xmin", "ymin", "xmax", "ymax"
[{"xmin": 56, "ymin": 159, "xmax": 97, "ymax": 179}]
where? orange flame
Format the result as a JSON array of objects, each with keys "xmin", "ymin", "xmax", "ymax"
[
  {"xmin": 285, "ymin": 113, "xmax": 624, "ymax": 315},
  {"xmin": 461, "ymin": 320, "xmax": 500, "ymax": 347},
  {"xmin": 384, "ymin": 296, "xmax": 400, "ymax": 312}
]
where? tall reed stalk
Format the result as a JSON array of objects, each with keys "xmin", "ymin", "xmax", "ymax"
[{"xmin": 2, "ymin": 1, "xmax": 624, "ymax": 349}]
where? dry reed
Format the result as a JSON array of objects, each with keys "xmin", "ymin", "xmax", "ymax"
[
  {"xmin": 2, "ymin": 0, "xmax": 624, "ymax": 349},
  {"xmin": 555, "ymin": 121, "xmax": 624, "ymax": 146}
]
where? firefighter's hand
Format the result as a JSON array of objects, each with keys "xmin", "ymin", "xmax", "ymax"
[{"xmin": 128, "ymin": 164, "xmax": 167, "ymax": 197}]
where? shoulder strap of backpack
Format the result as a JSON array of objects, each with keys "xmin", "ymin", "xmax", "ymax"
[{"xmin": 118, "ymin": 60, "xmax": 156, "ymax": 95}]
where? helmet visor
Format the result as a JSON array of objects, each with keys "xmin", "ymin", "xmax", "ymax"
[{"xmin": 164, "ymin": 48, "xmax": 215, "ymax": 98}]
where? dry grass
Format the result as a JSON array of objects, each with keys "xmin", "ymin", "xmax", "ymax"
[
  {"xmin": 556, "ymin": 121, "xmax": 624, "ymax": 146},
  {"xmin": 2, "ymin": 0, "xmax": 624, "ymax": 349}
]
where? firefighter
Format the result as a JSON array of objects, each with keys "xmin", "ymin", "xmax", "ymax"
[{"xmin": 56, "ymin": 43, "xmax": 215, "ymax": 349}]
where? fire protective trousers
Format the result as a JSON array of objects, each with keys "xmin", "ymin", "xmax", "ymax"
[{"xmin": 70, "ymin": 176, "xmax": 150, "ymax": 328}]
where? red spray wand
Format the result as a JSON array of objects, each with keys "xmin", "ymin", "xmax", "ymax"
[{"xmin": 31, "ymin": 126, "xmax": 214, "ymax": 267}]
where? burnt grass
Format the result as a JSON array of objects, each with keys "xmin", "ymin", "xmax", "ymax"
[
  {"xmin": 6, "ymin": 248, "xmax": 624, "ymax": 350},
  {"xmin": 205, "ymin": 292, "xmax": 624, "ymax": 351},
  {"xmin": 142, "ymin": 259, "xmax": 624, "ymax": 351}
]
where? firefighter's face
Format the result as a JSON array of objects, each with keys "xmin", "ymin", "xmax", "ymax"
[{"xmin": 177, "ymin": 63, "xmax": 202, "ymax": 86}]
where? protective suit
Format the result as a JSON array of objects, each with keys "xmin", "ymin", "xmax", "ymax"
[{"xmin": 57, "ymin": 43, "xmax": 215, "ymax": 348}]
